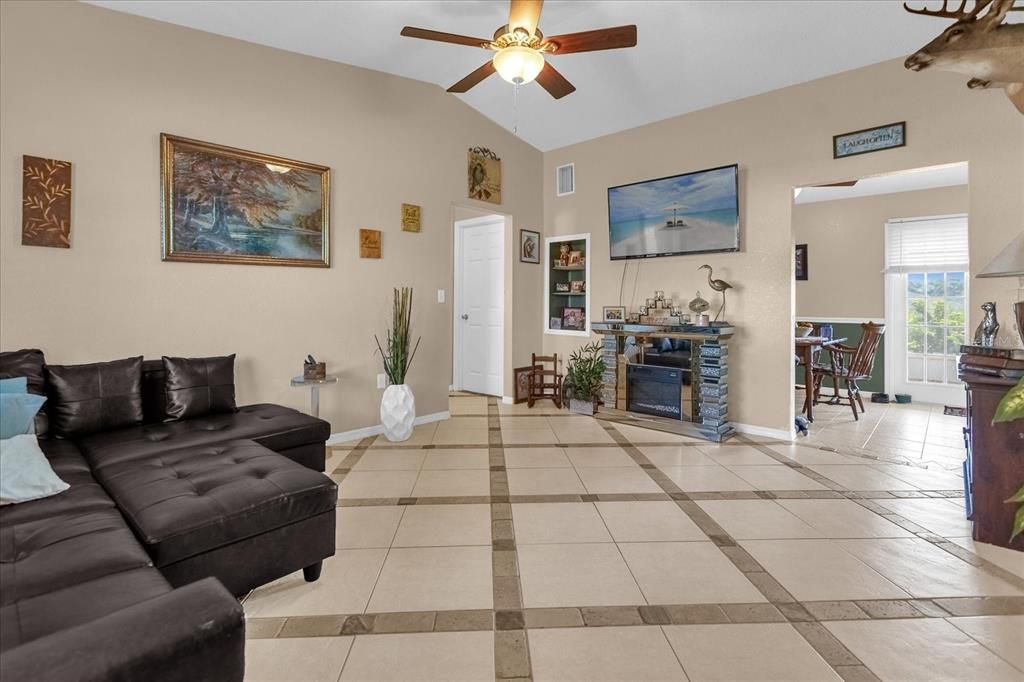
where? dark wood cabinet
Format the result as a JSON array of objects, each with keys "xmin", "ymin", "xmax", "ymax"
[{"xmin": 962, "ymin": 373, "xmax": 1024, "ymax": 551}]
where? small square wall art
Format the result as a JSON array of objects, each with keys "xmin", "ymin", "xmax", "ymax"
[{"xmin": 22, "ymin": 155, "xmax": 72, "ymax": 248}]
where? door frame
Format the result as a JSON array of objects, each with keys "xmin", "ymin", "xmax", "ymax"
[
  {"xmin": 452, "ymin": 213, "xmax": 507, "ymax": 396},
  {"xmin": 883, "ymin": 213, "xmax": 969, "ymax": 407}
]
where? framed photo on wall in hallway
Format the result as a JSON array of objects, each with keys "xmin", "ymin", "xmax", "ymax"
[
  {"xmin": 520, "ymin": 229, "xmax": 540, "ymax": 263},
  {"xmin": 161, "ymin": 134, "xmax": 330, "ymax": 267},
  {"xmin": 795, "ymin": 243, "xmax": 808, "ymax": 281}
]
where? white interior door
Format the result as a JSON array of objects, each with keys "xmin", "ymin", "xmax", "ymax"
[{"xmin": 456, "ymin": 217, "xmax": 504, "ymax": 396}]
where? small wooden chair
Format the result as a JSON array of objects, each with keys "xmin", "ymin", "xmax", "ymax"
[
  {"xmin": 527, "ymin": 353, "xmax": 563, "ymax": 409},
  {"xmin": 813, "ymin": 322, "xmax": 885, "ymax": 420}
]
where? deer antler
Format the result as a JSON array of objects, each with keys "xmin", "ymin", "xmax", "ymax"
[{"xmin": 903, "ymin": 0, "xmax": 993, "ymax": 19}]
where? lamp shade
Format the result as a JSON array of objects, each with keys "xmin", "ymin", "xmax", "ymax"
[
  {"xmin": 977, "ymin": 230, "xmax": 1024, "ymax": 278},
  {"xmin": 493, "ymin": 46, "xmax": 545, "ymax": 85}
]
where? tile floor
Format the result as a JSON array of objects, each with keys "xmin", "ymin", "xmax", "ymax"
[{"xmin": 243, "ymin": 394, "xmax": 1024, "ymax": 681}]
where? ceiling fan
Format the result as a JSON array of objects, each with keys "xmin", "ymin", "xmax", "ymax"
[{"xmin": 400, "ymin": 0, "xmax": 637, "ymax": 99}]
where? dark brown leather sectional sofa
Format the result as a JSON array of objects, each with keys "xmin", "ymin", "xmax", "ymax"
[{"xmin": 0, "ymin": 353, "xmax": 337, "ymax": 682}]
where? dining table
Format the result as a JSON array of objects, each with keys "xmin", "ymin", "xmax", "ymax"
[{"xmin": 795, "ymin": 336, "xmax": 847, "ymax": 423}]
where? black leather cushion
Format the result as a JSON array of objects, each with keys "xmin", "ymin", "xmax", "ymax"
[
  {"xmin": 162, "ymin": 355, "xmax": 236, "ymax": 422},
  {"xmin": 76, "ymin": 403, "xmax": 330, "ymax": 468},
  {"xmin": 46, "ymin": 357, "xmax": 144, "ymax": 438},
  {"xmin": 141, "ymin": 359, "xmax": 168, "ymax": 424},
  {"xmin": 88, "ymin": 439, "xmax": 337, "ymax": 566},
  {"xmin": 0, "ymin": 348, "xmax": 49, "ymax": 437}
]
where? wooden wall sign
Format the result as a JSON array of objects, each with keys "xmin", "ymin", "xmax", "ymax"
[
  {"xmin": 22, "ymin": 155, "xmax": 72, "ymax": 248},
  {"xmin": 401, "ymin": 203, "xmax": 421, "ymax": 232},
  {"xmin": 360, "ymin": 228, "xmax": 382, "ymax": 258}
]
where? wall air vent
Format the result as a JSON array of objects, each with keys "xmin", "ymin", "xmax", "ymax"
[{"xmin": 556, "ymin": 163, "xmax": 575, "ymax": 196}]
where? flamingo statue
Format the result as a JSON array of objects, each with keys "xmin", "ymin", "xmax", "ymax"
[{"xmin": 699, "ymin": 264, "xmax": 734, "ymax": 322}]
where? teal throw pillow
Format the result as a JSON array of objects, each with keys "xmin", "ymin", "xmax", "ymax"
[{"xmin": 0, "ymin": 393, "xmax": 46, "ymax": 439}]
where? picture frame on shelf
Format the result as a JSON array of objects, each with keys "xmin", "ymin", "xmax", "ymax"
[
  {"xmin": 603, "ymin": 306, "xmax": 626, "ymax": 322},
  {"xmin": 555, "ymin": 282, "xmax": 570, "ymax": 293},
  {"xmin": 570, "ymin": 279, "xmax": 585, "ymax": 294},
  {"xmin": 568, "ymin": 250, "xmax": 584, "ymax": 266},
  {"xmin": 562, "ymin": 307, "xmax": 585, "ymax": 330},
  {"xmin": 520, "ymin": 229, "xmax": 540, "ymax": 264},
  {"xmin": 549, "ymin": 317, "xmax": 562, "ymax": 330}
]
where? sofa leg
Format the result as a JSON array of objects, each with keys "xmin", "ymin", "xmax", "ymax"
[{"xmin": 302, "ymin": 561, "xmax": 323, "ymax": 582}]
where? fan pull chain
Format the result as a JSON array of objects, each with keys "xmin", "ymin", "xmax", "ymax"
[{"xmin": 513, "ymin": 80, "xmax": 520, "ymax": 135}]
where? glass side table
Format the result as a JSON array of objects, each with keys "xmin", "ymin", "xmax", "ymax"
[{"xmin": 290, "ymin": 375, "xmax": 338, "ymax": 418}]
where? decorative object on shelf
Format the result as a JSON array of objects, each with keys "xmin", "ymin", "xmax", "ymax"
[
  {"xmin": 555, "ymin": 282, "xmax": 570, "ymax": 293},
  {"xmin": 468, "ymin": 147, "xmax": 501, "ymax": 204},
  {"xmin": 608, "ymin": 164, "xmax": 740, "ymax": 259},
  {"xmin": 833, "ymin": 122, "xmax": 906, "ymax": 159},
  {"xmin": 22, "ymin": 155, "xmax": 71, "ymax": 248},
  {"xmin": 303, "ymin": 355, "xmax": 326, "ymax": 381},
  {"xmin": 695, "ymin": 313, "xmax": 710, "ymax": 327},
  {"xmin": 563, "ymin": 341, "xmax": 606, "ymax": 415},
  {"xmin": 654, "ymin": 291, "xmax": 665, "ymax": 306},
  {"xmin": 549, "ymin": 317, "xmax": 562, "ymax": 330},
  {"xmin": 568, "ymin": 250, "xmax": 584, "ymax": 266},
  {"xmin": 638, "ymin": 306, "xmax": 648, "ymax": 316},
  {"xmin": 699, "ymin": 264, "xmax": 734, "ymax": 322},
  {"xmin": 360, "ymin": 229, "xmax": 382, "ymax": 258},
  {"xmin": 559, "ymin": 243, "xmax": 571, "ymax": 266},
  {"xmin": 401, "ymin": 203, "xmax": 421, "ymax": 232},
  {"xmin": 603, "ymin": 306, "xmax": 626, "ymax": 322},
  {"xmin": 375, "ymin": 287, "xmax": 422, "ymax": 442},
  {"xmin": 688, "ymin": 291, "xmax": 710, "ymax": 314},
  {"xmin": 513, "ymin": 366, "xmax": 533, "ymax": 404},
  {"xmin": 160, "ymin": 134, "xmax": 329, "ymax": 267},
  {"xmin": 795, "ymin": 243, "xmax": 808, "ymax": 281},
  {"xmin": 904, "ymin": 0, "xmax": 1023, "ymax": 115},
  {"xmin": 562, "ymin": 307, "xmax": 585, "ymax": 331},
  {"xmin": 976, "ymin": 229, "xmax": 1024, "ymax": 346},
  {"xmin": 520, "ymin": 229, "xmax": 540, "ymax": 263},
  {"xmin": 570, "ymin": 280, "xmax": 585, "ymax": 294},
  {"xmin": 974, "ymin": 302, "xmax": 1001, "ymax": 347}
]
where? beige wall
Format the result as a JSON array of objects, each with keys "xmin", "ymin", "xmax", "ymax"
[
  {"xmin": 543, "ymin": 60, "xmax": 1023, "ymax": 436},
  {"xmin": 0, "ymin": 1, "xmax": 544, "ymax": 435},
  {"xmin": 794, "ymin": 185, "xmax": 969, "ymax": 320}
]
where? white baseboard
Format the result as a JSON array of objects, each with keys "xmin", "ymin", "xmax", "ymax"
[
  {"xmin": 326, "ymin": 410, "xmax": 451, "ymax": 445},
  {"xmin": 732, "ymin": 422, "xmax": 795, "ymax": 441},
  {"xmin": 502, "ymin": 396, "xmax": 514, "ymax": 405}
]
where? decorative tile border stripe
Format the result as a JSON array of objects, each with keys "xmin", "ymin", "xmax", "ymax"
[{"xmin": 244, "ymin": 596, "xmax": 1024, "ymax": 640}]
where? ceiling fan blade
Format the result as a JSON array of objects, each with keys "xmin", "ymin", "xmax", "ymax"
[
  {"xmin": 508, "ymin": 0, "xmax": 543, "ymax": 37},
  {"xmin": 817, "ymin": 180, "xmax": 859, "ymax": 187},
  {"xmin": 447, "ymin": 61, "xmax": 497, "ymax": 93},
  {"xmin": 544, "ymin": 25, "xmax": 637, "ymax": 54},
  {"xmin": 535, "ymin": 62, "xmax": 576, "ymax": 99},
  {"xmin": 400, "ymin": 26, "xmax": 490, "ymax": 48}
]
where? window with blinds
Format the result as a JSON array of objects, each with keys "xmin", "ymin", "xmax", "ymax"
[{"xmin": 884, "ymin": 215, "xmax": 969, "ymax": 273}]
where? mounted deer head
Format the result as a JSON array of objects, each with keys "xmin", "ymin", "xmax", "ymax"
[{"xmin": 904, "ymin": 0, "xmax": 1024, "ymax": 113}]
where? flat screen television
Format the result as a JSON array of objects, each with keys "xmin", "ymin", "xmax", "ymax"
[{"xmin": 608, "ymin": 163, "xmax": 739, "ymax": 260}]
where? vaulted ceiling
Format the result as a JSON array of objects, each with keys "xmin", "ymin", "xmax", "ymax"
[{"xmin": 88, "ymin": 1, "xmax": 964, "ymax": 150}]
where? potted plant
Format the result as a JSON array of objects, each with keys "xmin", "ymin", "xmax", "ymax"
[
  {"xmin": 375, "ymin": 287, "xmax": 421, "ymax": 442},
  {"xmin": 563, "ymin": 341, "xmax": 607, "ymax": 415},
  {"xmin": 994, "ymin": 377, "xmax": 1024, "ymax": 542}
]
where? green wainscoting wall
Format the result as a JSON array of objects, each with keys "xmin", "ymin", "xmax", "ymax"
[{"xmin": 794, "ymin": 321, "xmax": 886, "ymax": 395}]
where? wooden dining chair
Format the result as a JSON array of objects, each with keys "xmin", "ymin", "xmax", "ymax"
[
  {"xmin": 527, "ymin": 353, "xmax": 563, "ymax": 408},
  {"xmin": 813, "ymin": 322, "xmax": 885, "ymax": 420}
]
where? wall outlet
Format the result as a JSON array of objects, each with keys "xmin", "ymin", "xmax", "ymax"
[
  {"xmin": 437, "ymin": 289, "xmax": 446, "ymax": 303},
  {"xmin": 377, "ymin": 373, "xmax": 387, "ymax": 389}
]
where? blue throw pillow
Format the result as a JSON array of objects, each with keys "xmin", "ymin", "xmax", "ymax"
[
  {"xmin": 0, "ymin": 377, "xmax": 28, "ymax": 394},
  {"xmin": 0, "ymin": 393, "xmax": 46, "ymax": 439}
]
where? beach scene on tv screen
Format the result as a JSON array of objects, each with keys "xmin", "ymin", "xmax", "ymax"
[{"xmin": 608, "ymin": 165, "xmax": 738, "ymax": 259}]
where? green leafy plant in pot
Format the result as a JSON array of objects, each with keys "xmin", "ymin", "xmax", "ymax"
[
  {"xmin": 563, "ymin": 341, "xmax": 607, "ymax": 415},
  {"xmin": 994, "ymin": 377, "xmax": 1024, "ymax": 542},
  {"xmin": 375, "ymin": 287, "xmax": 421, "ymax": 442}
]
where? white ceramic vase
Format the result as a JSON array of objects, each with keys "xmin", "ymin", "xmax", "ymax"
[{"xmin": 381, "ymin": 384, "xmax": 416, "ymax": 442}]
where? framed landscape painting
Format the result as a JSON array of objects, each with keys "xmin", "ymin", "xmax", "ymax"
[{"xmin": 161, "ymin": 134, "xmax": 330, "ymax": 267}]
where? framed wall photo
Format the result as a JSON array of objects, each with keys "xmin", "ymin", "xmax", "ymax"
[
  {"xmin": 161, "ymin": 134, "xmax": 329, "ymax": 267},
  {"xmin": 520, "ymin": 229, "xmax": 540, "ymax": 263},
  {"xmin": 795, "ymin": 243, "xmax": 808, "ymax": 281},
  {"xmin": 833, "ymin": 122, "xmax": 906, "ymax": 159},
  {"xmin": 603, "ymin": 306, "xmax": 626, "ymax": 322}
]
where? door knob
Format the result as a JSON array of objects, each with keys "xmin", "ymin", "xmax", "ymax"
[{"xmin": 461, "ymin": 314, "xmax": 469, "ymax": 320}]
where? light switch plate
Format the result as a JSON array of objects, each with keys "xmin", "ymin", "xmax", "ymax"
[
  {"xmin": 377, "ymin": 373, "xmax": 387, "ymax": 389},
  {"xmin": 437, "ymin": 289, "xmax": 446, "ymax": 303}
]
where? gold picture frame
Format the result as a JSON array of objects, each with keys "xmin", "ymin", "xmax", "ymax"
[
  {"xmin": 468, "ymin": 147, "xmax": 501, "ymax": 205},
  {"xmin": 161, "ymin": 133, "xmax": 330, "ymax": 267},
  {"xmin": 401, "ymin": 203, "xmax": 421, "ymax": 232}
]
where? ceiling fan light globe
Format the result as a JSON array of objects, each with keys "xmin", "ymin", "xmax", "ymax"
[{"xmin": 493, "ymin": 46, "xmax": 544, "ymax": 85}]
